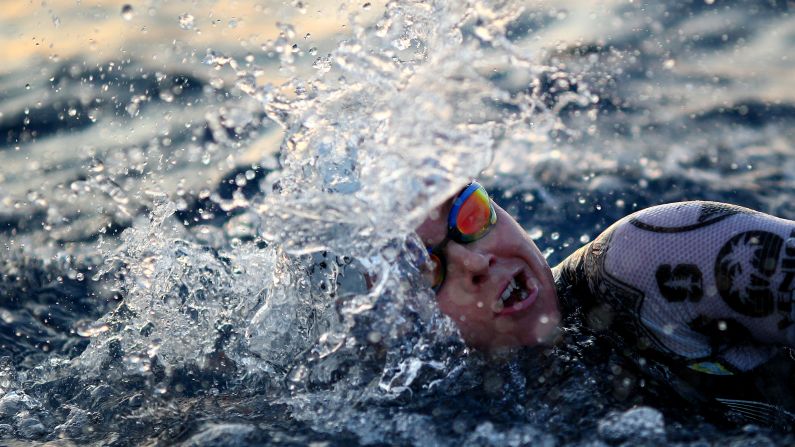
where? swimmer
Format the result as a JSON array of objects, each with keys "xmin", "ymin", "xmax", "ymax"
[{"xmin": 416, "ymin": 180, "xmax": 795, "ymax": 427}]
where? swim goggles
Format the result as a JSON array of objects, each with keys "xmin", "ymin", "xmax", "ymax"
[{"xmin": 425, "ymin": 181, "xmax": 498, "ymax": 292}]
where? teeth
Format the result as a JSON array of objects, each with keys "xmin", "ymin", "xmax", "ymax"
[
  {"xmin": 500, "ymin": 278, "xmax": 516, "ymax": 302},
  {"xmin": 500, "ymin": 277, "xmax": 530, "ymax": 302}
]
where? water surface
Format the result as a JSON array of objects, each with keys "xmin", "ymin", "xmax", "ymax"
[{"xmin": 1, "ymin": 0, "xmax": 795, "ymax": 445}]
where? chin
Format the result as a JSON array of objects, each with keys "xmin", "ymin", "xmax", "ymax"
[{"xmin": 514, "ymin": 289, "xmax": 561, "ymax": 347}]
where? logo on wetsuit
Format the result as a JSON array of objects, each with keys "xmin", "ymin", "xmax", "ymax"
[
  {"xmin": 655, "ymin": 264, "xmax": 704, "ymax": 303},
  {"xmin": 714, "ymin": 230, "xmax": 795, "ymax": 328}
]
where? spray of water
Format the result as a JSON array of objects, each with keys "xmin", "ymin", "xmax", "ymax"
[{"xmin": 3, "ymin": 0, "xmax": 596, "ymax": 444}]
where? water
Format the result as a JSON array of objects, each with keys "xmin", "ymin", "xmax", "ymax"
[{"xmin": 2, "ymin": 0, "xmax": 795, "ymax": 445}]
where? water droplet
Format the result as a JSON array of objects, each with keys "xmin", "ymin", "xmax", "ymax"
[
  {"xmin": 121, "ymin": 4, "xmax": 134, "ymax": 21},
  {"xmin": 392, "ymin": 35, "xmax": 411, "ymax": 50},
  {"xmin": 579, "ymin": 234, "xmax": 590, "ymax": 244},
  {"xmin": 291, "ymin": 0, "xmax": 307, "ymax": 14},
  {"xmin": 202, "ymin": 50, "xmax": 235, "ymax": 70},
  {"xmin": 277, "ymin": 22, "xmax": 296, "ymax": 39},
  {"xmin": 0, "ymin": 309, "xmax": 15, "ymax": 324},
  {"xmin": 178, "ymin": 13, "xmax": 195, "ymax": 30},
  {"xmin": 366, "ymin": 331, "xmax": 382, "ymax": 343},
  {"xmin": 363, "ymin": 2, "xmax": 372, "ymax": 10},
  {"xmin": 382, "ymin": 247, "xmax": 398, "ymax": 261},
  {"xmin": 147, "ymin": 339, "xmax": 162, "ymax": 357},
  {"xmin": 75, "ymin": 321, "xmax": 110, "ymax": 337},
  {"xmin": 474, "ymin": 26, "xmax": 492, "ymax": 42},
  {"xmin": 220, "ymin": 107, "xmax": 252, "ymax": 128},
  {"xmin": 67, "ymin": 108, "xmax": 77, "ymax": 117},
  {"xmin": 25, "ymin": 83, "xmax": 30, "ymax": 90}
]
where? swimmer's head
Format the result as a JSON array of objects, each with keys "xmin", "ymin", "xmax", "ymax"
[{"xmin": 416, "ymin": 181, "xmax": 560, "ymax": 350}]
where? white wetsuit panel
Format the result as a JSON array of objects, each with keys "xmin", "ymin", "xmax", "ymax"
[{"xmin": 554, "ymin": 201, "xmax": 795, "ymax": 374}]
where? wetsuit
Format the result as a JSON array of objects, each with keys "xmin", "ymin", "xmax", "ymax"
[{"xmin": 553, "ymin": 201, "xmax": 795, "ymax": 427}]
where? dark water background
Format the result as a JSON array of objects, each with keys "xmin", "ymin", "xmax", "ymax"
[{"xmin": 2, "ymin": 0, "xmax": 795, "ymax": 445}]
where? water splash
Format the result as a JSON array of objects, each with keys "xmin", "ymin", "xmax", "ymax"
[
  {"xmin": 250, "ymin": 0, "xmax": 563, "ymax": 256},
  {"xmin": 225, "ymin": 0, "xmax": 590, "ymax": 440},
  {"xmin": 1, "ymin": 0, "xmax": 599, "ymax": 444}
]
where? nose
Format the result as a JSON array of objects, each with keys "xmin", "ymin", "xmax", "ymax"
[{"xmin": 444, "ymin": 242, "xmax": 495, "ymax": 287}]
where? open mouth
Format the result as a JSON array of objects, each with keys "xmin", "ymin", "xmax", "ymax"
[{"xmin": 492, "ymin": 270, "xmax": 539, "ymax": 316}]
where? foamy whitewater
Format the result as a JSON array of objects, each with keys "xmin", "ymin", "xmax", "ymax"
[{"xmin": 1, "ymin": 0, "xmax": 795, "ymax": 445}]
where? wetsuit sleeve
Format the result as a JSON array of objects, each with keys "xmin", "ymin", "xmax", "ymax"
[
  {"xmin": 553, "ymin": 243, "xmax": 590, "ymax": 300},
  {"xmin": 555, "ymin": 201, "xmax": 795, "ymax": 374}
]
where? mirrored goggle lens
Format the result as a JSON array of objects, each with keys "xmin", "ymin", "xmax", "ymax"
[
  {"xmin": 455, "ymin": 186, "xmax": 496, "ymax": 242},
  {"xmin": 426, "ymin": 252, "xmax": 445, "ymax": 291}
]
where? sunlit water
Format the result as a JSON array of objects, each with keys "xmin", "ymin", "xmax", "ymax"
[{"xmin": 2, "ymin": 0, "xmax": 795, "ymax": 445}]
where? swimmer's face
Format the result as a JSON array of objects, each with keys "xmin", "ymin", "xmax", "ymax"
[{"xmin": 416, "ymin": 191, "xmax": 560, "ymax": 350}]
